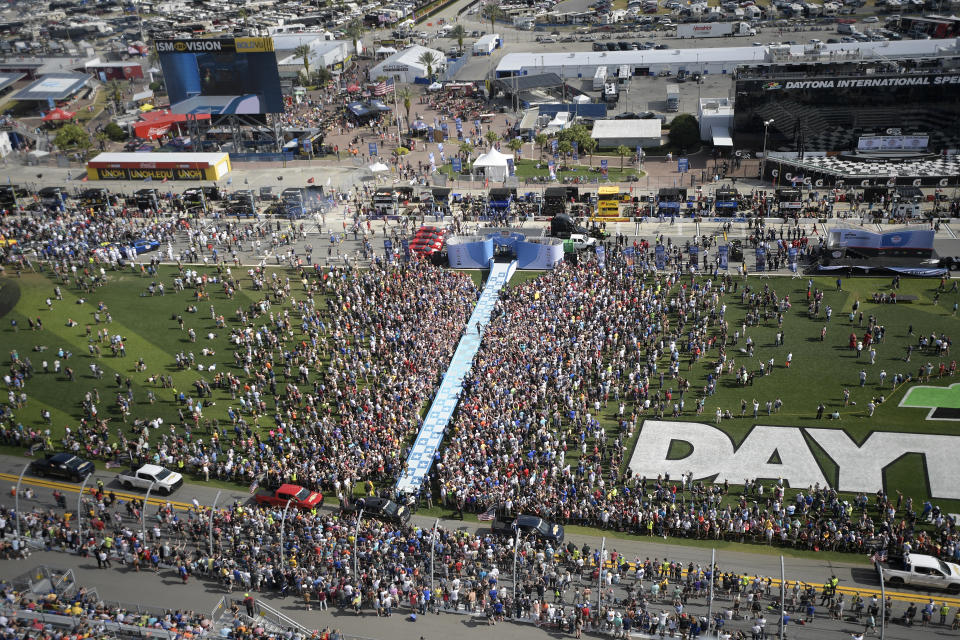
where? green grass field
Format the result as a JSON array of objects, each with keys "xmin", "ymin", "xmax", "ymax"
[{"xmin": 2, "ymin": 265, "xmax": 960, "ymax": 532}]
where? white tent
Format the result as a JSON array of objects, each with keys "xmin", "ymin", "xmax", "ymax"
[
  {"xmin": 473, "ymin": 147, "xmax": 513, "ymax": 182},
  {"xmin": 572, "ymin": 94, "xmax": 591, "ymax": 104},
  {"xmin": 368, "ymin": 162, "xmax": 390, "ymax": 172},
  {"xmin": 375, "ymin": 46, "xmax": 398, "ymax": 56}
]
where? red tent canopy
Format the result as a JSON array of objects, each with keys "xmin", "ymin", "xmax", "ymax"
[
  {"xmin": 42, "ymin": 108, "xmax": 76, "ymax": 122},
  {"xmin": 133, "ymin": 109, "xmax": 211, "ymax": 139},
  {"xmin": 347, "ymin": 84, "xmax": 361, "ymax": 93}
]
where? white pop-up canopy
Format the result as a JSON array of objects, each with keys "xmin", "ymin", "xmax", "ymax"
[{"xmin": 473, "ymin": 147, "xmax": 513, "ymax": 181}]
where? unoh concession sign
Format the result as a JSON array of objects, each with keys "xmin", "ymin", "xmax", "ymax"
[
  {"xmin": 155, "ymin": 37, "xmax": 274, "ymax": 54},
  {"xmin": 94, "ymin": 167, "xmax": 206, "ymax": 180}
]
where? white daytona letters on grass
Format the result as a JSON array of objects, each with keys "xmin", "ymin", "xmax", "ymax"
[{"xmin": 629, "ymin": 421, "xmax": 960, "ymax": 499}]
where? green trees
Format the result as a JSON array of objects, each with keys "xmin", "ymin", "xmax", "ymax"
[
  {"xmin": 397, "ymin": 87, "xmax": 412, "ymax": 131},
  {"xmin": 450, "ymin": 24, "xmax": 466, "ymax": 56},
  {"xmin": 294, "ymin": 45, "xmax": 312, "ymax": 84},
  {"xmin": 534, "ymin": 133, "xmax": 548, "ymax": 160},
  {"xmin": 54, "ymin": 123, "xmax": 92, "ymax": 153},
  {"xmin": 481, "ymin": 4, "xmax": 504, "ymax": 33},
  {"xmin": 103, "ymin": 122, "xmax": 127, "ymax": 142},
  {"xmin": 615, "ymin": 145, "xmax": 630, "ymax": 170},
  {"xmin": 668, "ymin": 113, "xmax": 700, "ymax": 149},
  {"xmin": 417, "ymin": 51, "xmax": 439, "ymax": 80}
]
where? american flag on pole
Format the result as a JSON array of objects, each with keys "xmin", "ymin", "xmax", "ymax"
[
  {"xmin": 373, "ymin": 78, "xmax": 395, "ymax": 96},
  {"xmin": 477, "ymin": 506, "xmax": 496, "ymax": 521}
]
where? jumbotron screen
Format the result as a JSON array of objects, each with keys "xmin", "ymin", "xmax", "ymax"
[{"xmin": 156, "ymin": 37, "xmax": 284, "ymax": 115}]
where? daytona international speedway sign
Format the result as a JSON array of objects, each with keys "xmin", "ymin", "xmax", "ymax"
[{"xmin": 629, "ymin": 421, "xmax": 960, "ymax": 500}]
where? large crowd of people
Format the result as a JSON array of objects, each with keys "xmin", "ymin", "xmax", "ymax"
[
  {"xmin": 0, "ymin": 217, "xmax": 957, "ymax": 566},
  {"xmin": 0, "ymin": 176, "xmax": 959, "ymax": 640}
]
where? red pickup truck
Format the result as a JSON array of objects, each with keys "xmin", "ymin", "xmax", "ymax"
[{"xmin": 253, "ymin": 484, "xmax": 324, "ymax": 510}]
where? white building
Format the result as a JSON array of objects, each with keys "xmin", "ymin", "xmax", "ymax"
[
  {"xmin": 472, "ymin": 33, "xmax": 500, "ymax": 56},
  {"xmin": 494, "ymin": 39, "xmax": 957, "ymax": 79},
  {"xmin": 274, "ymin": 37, "xmax": 351, "ymax": 80},
  {"xmin": 591, "ymin": 119, "xmax": 661, "ymax": 149},
  {"xmin": 369, "ymin": 45, "xmax": 446, "ymax": 84},
  {"xmin": 698, "ymin": 97, "xmax": 734, "ymax": 147}
]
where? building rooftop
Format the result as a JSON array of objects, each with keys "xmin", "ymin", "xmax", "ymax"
[
  {"xmin": 11, "ymin": 72, "xmax": 90, "ymax": 101},
  {"xmin": 591, "ymin": 118, "xmax": 661, "ymax": 139},
  {"xmin": 0, "ymin": 72, "xmax": 25, "ymax": 93},
  {"xmin": 495, "ymin": 38, "xmax": 959, "ymax": 74}
]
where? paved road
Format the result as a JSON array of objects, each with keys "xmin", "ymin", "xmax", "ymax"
[{"xmin": 2, "ymin": 453, "xmax": 957, "ymax": 614}]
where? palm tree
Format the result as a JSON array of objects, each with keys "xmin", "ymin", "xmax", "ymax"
[
  {"xmin": 507, "ymin": 137, "xmax": 523, "ymax": 157},
  {"xmin": 484, "ymin": 130, "xmax": 499, "ymax": 147},
  {"xmin": 450, "ymin": 24, "xmax": 466, "ymax": 56},
  {"xmin": 417, "ymin": 51, "xmax": 440, "ymax": 81},
  {"xmin": 482, "ymin": 3, "xmax": 505, "ymax": 35},
  {"xmin": 534, "ymin": 133, "xmax": 548, "ymax": 161},
  {"xmin": 397, "ymin": 87, "xmax": 412, "ymax": 132},
  {"xmin": 294, "ymin": 45, "xmax": 312, "ymax": 83},
  {"xmin": 344, "ymin": 19, "xmax": 364, "ymax": 54},
  {"xmin": 581, "ymin": 137, "xmax": 597, "ymax": 167},
  {"xmin": 558, "ymin": 140, "xmax": 572, "ymax": 158},
  {"xmin": 313, "ymin": 67, "xmax": 332, "ymax": 87},
  {"xmin": 105, "ymin": 80, "xmax": 125, "ymax": 113},
  {"xmin": 616, "ymin": 145, "xmax": 630, "ymax": 171},
  {"xmin": 458, "ymin": 141, "xmax": 474, "ymax": 167}
]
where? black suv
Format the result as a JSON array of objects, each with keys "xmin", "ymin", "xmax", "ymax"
[{"xmin": 30, "ymin": 453, "xmax": 95, "ymax": 482}]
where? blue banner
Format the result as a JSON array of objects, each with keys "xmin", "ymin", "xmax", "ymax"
[
  {"xmin": 401, "ymin": 238, "xmax": 410, "ymax": 262},
  {"xmin": 788, "ymin": 246, "xmax": 798, "ymax": 272},
  {"xmin": 368, "ymin": 142, "xmax": 378, "ymax": 156},
  {"xmin": 506, "ymin": 158, "xmax": 515, "ymax": 177},
  {"xmin": 655, "ymin": 244, "xmax": 666, "ymax": 270},
  {"xmin": 384, "ymin": 239, "xmax": 393, "ymax": 262},
  {"xmin": 596, "ymin": 244, "xmax": 605, "ymax": 268},
  {"xmin": 755, "ymin": 246, "xmax": 766, "ymax": 272},
  {"xmin": 551, "ymin": 139, "xmax": 558, "ymax": 152},
  {"xmin": 678, "ymin": 157, "xmax": 689, "ymax": 173},
  {"xmin": 718, "ymin": 244, "xmax": 728, "ymax": 270},
  {"xmin": 455, "ymin": 118, "xmax": 462, "ymax": 131},
  {"xmin": 624, "ymin": 246, "xmax": 635, "ymax": 271},
  {"xmin": 451, "ymin": 158, "xmax": 462, "ymax": 172},
  {"xmin": 689, "ymin": 244, "xmax": 699, "ymax": 269}
]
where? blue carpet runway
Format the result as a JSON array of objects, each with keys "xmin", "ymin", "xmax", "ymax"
[{"xmin": 395, "ymin": 260, "xmax": 517, "ymax": 494}]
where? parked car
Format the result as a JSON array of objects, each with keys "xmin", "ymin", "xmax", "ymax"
[
  {"xmin": 490, "ymin": 509, "xmax": 565, "ymax": 544},
  {"xmin": 341, "ymin": 496, "xmax": 411, "ymax": 524},
  {"xmin": 30, "ymin": 453, "xmax": 95, "ymax": 482},
  {"xmin": 253, "ymin": 484, "xmax": 324, "ymax": 510},
  {"xmin": 116, "ymin": 464, "xmax": 183, "ymax": 495},
  {"xmin": 877, "ymin": 553, "xmax": 960, "ymax": 593}
]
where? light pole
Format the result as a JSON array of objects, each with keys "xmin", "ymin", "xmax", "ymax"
[
  {"xmin": 209, "ymin": 490, "xmax": 222, "ymax": 557},
  {"xmin": 76, "ymin": 474, "xmax": 92, "ymax": 533},
  {"xmin": 597, "ymin": 536, "xmax": 605, "ymax": 614},
  {"xmin": 878, "ymin": 562, "xmax": 886, "ymax": 640},
  {"xmin": 279, "ymin": 497, "xmax": 295, "ymax": 568},
  {"xmin": 512, "ymin": 527, "xmax": 521, "ymax": 602},
  {"xmin": 141, "ymin": 481, "xmax": 155, "ymax": 543},
  {"xmin": 14, "ymin": 462, "xmax": 29, "ymax": 547},
  {"xmin": 429, "ymin": 518, "xmax": 439, "ymax": 596},
  {"xmin": 706, "ymin": 549, "xmax": 715, "ymax": 631},
  {"xmin": 760, "ymin": 119, "xmax": 774, "ymax": 182},
  {"xmin": 352, "ymin": 508, "xmax": 364, "ymax": 578},
  {"xmin": 779, "ymin": 556, "xmax": 786, "ymax": 640}
]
